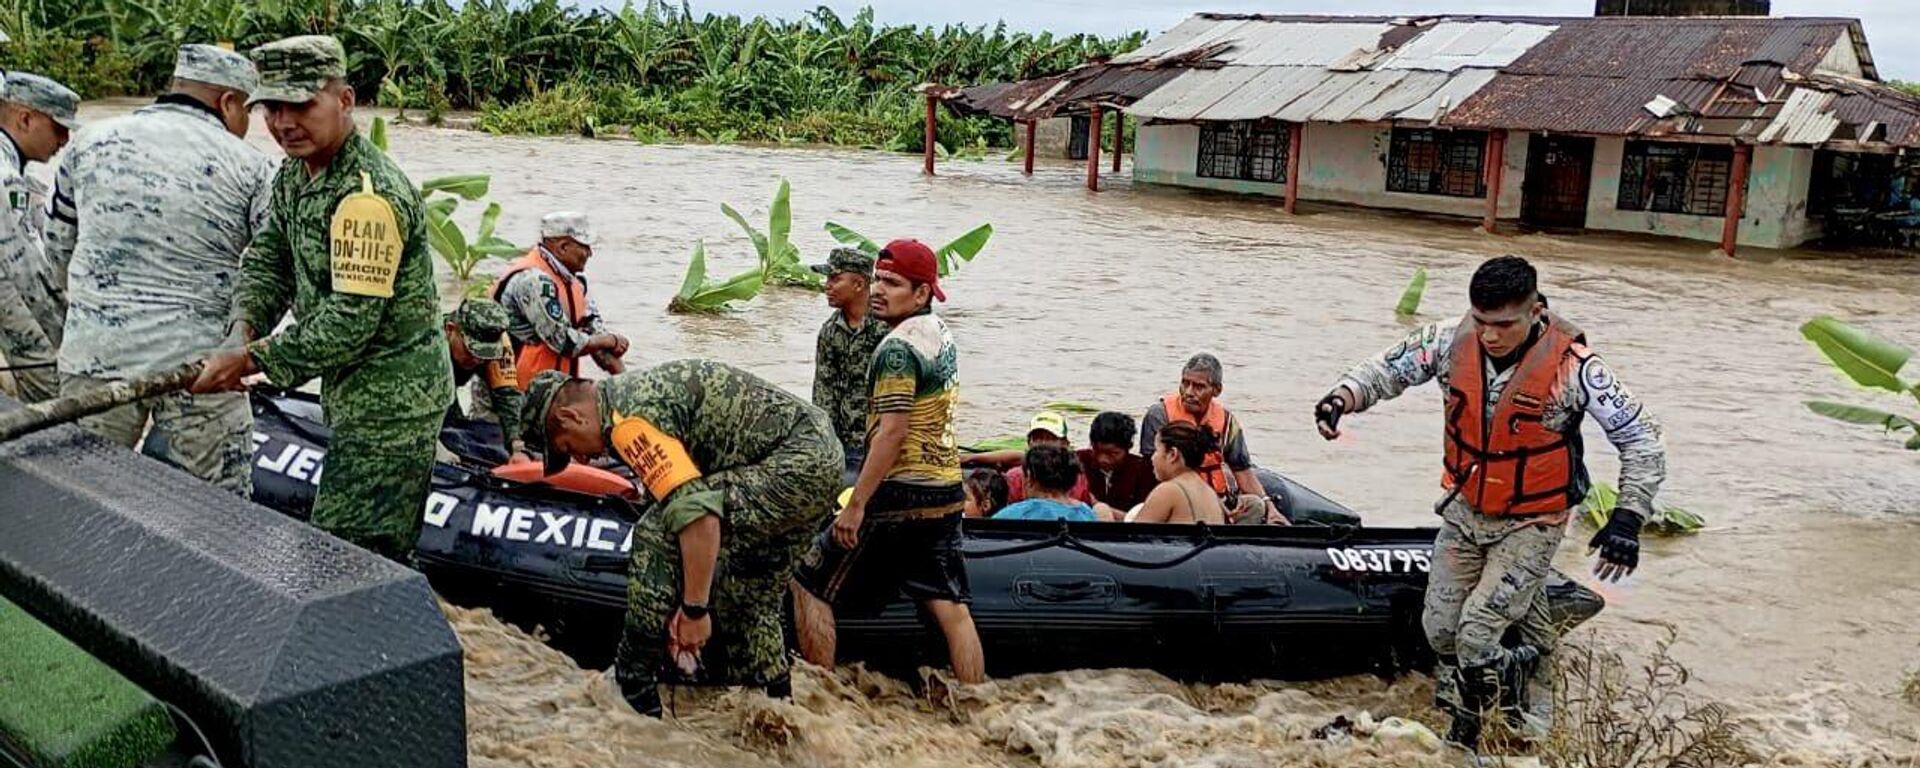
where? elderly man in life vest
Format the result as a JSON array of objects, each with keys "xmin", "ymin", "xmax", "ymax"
[
  {"xmin": 1138, "ymin": 353, "xmax": 1273, "ymax": 522},
  {"xmin": 1314, "ymin": 255, "xmax": 1667, "ymax": 748},
  {"xmin": 491, "ymin": 211, "xmax": 630, "ymax": 383}
]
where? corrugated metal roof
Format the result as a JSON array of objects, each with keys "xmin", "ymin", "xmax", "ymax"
[
  {"xmin": 1127, "ymin": 67, "xmax": 1267, "ymax": 122},
  {"xmin": 1397, "ymin": 68, "xmax": 1500, "ymax": 122},
  {"xmin": 1056, "ymin": 67, "xmax": 1185, "ymax": 107},
  {"xmin": 1346, "ymin": 70, "xmax": 1454, "ymax": 121},
  {"xmin": 1757, "ymin": 89, "xmax": 1841, "ymax": 144},
  {"xmin": 1378, "ymin": 22, "xmax": 1557, "ymax": 72},
  {"xmin": 1182, "ymin": 66, "xmax": 1325, "ymax": 121},
  {"xmin": 1223, "ymin": 22, "xmax": 1394, "ymax": 66}
]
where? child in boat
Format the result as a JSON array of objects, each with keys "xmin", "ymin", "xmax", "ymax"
[
  {"xmin": 963, "ymin": 467, "xmax": 1009, "ymax": 518},
  {"xmin": 991, "ymin": 444, "xmax": 1111, "ymax": 521},
  {"xmin": 1126, "ymin": 422, "xmax": 1229, "ymax": 525}
]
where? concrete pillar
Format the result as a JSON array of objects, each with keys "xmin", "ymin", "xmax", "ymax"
[
  {"xmin": 923, "ymin": 93, "xmax": 937, "ymax": 177},
  {"xmin": 1721, "ymin": 143, "xmax": 1753, "ymax": 256},
  {"xmin": 1022, "ymin": 119, "xmax": 1036, "ymax": 176},
  {"xmin": 1483, "ymin": 129, "xmax": 1508, "ymax": 234},
  {"xmin": 1111, "ymin": 110, "xmax": 1124, "ymax": 173},
  {"xmin": 1087, "ymin": 105, "xmax": 1104, "ymax": 192},
  {"xmin": 1284, "ymin": 122, "xmax": 1303, "ymax": 214}
]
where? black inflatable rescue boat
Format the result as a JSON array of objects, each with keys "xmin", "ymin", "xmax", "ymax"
[{"xmin": 249, "ymin": 389, "xmax": 1604, "ymax": 680}]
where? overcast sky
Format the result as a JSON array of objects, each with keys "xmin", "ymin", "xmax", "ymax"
[{"xmin": 588, "ymin": 0, "xmax": 1918, "ymax": 81}]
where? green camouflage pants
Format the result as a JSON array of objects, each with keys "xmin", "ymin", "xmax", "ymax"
[
  {"xmin": 312, "ymin": 413, "xmax": 440, "ymax": 563},
  {"xmin": 613, "ymin": 416, "xmax": 841, "ymax": 694},
  {"xmin": 1425, "ymin": 497, "xmax": 1568, "ymax": 735},
  {"xmin": 62, "ymin": 375, "xmax": 253, "ymax": 497}
]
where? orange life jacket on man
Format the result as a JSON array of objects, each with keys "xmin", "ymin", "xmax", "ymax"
[
  {"xmin": 490, "ymin": 248, "xmax": 590, "ymax": 388},
  {"xmin": 1160, "ymin": 393, "xmax": 1231, "ymax": 495},
  {"xmin": 1442, "ymin": 311, "xmax": 1587, "ymax": 516}
]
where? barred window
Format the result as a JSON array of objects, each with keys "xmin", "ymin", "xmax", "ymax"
[
  {"xmin": 1617, "ymin": 141, "xmax": 1734, "ymax": 216},
  {"xmin": 1197, "ymin": 121, "xmax": 1288, "ymax": 183},
  {"xmin": 1386, "ymin": 128, "xmax": 1487, "ymax": 197}
]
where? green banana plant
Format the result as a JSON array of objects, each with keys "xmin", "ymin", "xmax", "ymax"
[
  {"xmin": 720, "ymin": 179, "xmax": 821, "ymax": 289},
  {"xmin": 824, "ymin": 220, "xmax": 994, "ymax": 277},
  {"xmin": 1396, "ymin": 267, "xmax": 1427, "ymax": 317},
  {"xmin": 1581, "ymin": 482, "xmax": 1705, "ymax": 535},
  {"xmin": 1801, "ymin": 315, "xmax": 1920, "ymax": 450},
  {"xmin": 370, "ymin": 117, "xmax": 521, "ymax": 289},
  {"xmin": 667, "ymin": 240, "xmax": 764, "ymax": 313}
]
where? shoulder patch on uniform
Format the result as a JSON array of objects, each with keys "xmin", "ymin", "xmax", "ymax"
[{"xmin": 329, "ymin": 172, "xmax": 402, "ymax": 298}]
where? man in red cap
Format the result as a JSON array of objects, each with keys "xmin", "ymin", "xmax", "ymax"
[{"xmin": 793, "ymin": 238, "xmax": 984, "ymax": 684}]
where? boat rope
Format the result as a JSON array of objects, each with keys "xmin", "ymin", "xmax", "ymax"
[
  {"xmin": 967, "ymin": 525, "xmax": 1221, "ymax": 570},
  {"xmin": 0, "ymin": 362, "xmax": 54, "ymax": 373}
]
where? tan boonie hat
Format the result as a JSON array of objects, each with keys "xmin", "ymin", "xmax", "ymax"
[
  {"xmin": 2, "ymin": 72, "xmax": 80, "ymax": 130},
  {"xmin": 447, "ymin": 299, "xmax": 512, "ymax": 361},
  {"xmin": 247, "ymin": 35, "xmax": 347, "ymax": 107},
  {"xmin": 539, "ymin": 211, "xmax": 597, "ymax": 246},
  {"xmin": 174, "ymin": 44, "xmax": 258, "ymax": 94}
]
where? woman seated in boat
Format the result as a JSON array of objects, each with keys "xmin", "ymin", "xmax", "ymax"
[
  {"xmin": 1115, "ymin": 422, "xmax": 1229, "ymax": 525},
  {"xmin": 991, "ymin": 444, "xmax": 1114, "ymax": 521}
]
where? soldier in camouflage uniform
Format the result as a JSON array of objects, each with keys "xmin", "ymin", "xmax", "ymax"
[
  {"xmin": 47, "ymin": 45, "xmax": 272, "ymax": 495},
  {"xmin": 193, "ymin": 36, "xmax": 453, "ymax": 562},
  {"xmin": 1316, "ymin": 256, "xmax": 1665, "ymax": 747},
  {"xmin": 517, "ymin": 360, "xmax": 842, "ymax": 717},
  {"xmin": 0, "ymin": 72, "xmax": 79, "ymax": 402},
  {"xmin": 443, "ymin": 298, "xmax": 525, "ymax": 458},
  {"xmin": 809, "ymin": 246, "xmax": 887, "ymax": 482}
]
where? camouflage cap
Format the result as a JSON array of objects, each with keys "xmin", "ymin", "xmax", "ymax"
[
  {"xmin": 2, "ymin": 72, "xmax": 80, "ymax": 130},
  {"xmin": 539, "ymin": 211, "xmax": 597, "ymax": 246},
  {"xmin": 174, "ymin": 44, "xmax": 258, "ymax": 94},
  {"xmin": 247, "ymin": 35, "xmax": 347, "ymax": 106},
  {"xmin": 518, "ymin": 370, "xmax": 575, "ymax": 476},
  {"xmin": 809, "ymin": 246, "xmax": 876, "ymax": 278},
  {"xmin": 447, "ymin": 299, "xmax": 512, "ymax": 361}
]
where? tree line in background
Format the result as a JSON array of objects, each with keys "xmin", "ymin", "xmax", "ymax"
[{"xmin": 0, "ymin": 0, "xmax": 1143, "ymax": 150}]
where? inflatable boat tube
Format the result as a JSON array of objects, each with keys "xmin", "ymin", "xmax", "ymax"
[{"xmin": 250, "ymin": 389, "xmax": 1603, "ymax": 680}]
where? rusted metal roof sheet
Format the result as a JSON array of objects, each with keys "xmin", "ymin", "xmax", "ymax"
[
  {"xmin": 1056, "ymin": 67, "xmax": 1185, "ymax": 107},
  {"xmin": 1757, "ymin": 77, "xmax": 1920, "ymax": 147}
]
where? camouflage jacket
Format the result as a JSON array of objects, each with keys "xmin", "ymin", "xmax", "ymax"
[
  {"xmin": 236, "ymin": 131, "xmax": 452, "ymax": 425},
  {"xmin": 0, "ymin": 133, "xmax": 65, "ymax": 352},
  {"xmin": 1337, "ymin": 317, "xmax": 1667, "ymax": 517},
  {"xmin": 47, "ymin": 100, "xmax": 274, "ymax": 378},
  {"xmin": 811, "ymin": 309, "xmax": 887, "ymax": 454}
]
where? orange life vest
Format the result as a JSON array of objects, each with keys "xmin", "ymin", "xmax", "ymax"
[
  {"xmin": 1442, "ymin": 312, "xmax": 1586, "ymax": 516},
  {"xmin": 490, "ymin": 248, "xmax": 590, "ymax": 388},
  {"xmin": 1160, "ymin": 393, "xmax": 1231, "ymax": 495}
]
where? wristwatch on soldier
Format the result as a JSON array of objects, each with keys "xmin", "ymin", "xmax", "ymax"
[{"xmin": 679, "ymin": 601, "xmax": 710, "ymax": 620}]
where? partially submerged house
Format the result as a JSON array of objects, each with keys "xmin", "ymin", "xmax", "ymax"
[{"xmin": 938, "ymin": 4, "xmax": 1920, "ymax": 254}]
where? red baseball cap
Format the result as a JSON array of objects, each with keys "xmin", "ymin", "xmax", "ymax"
[{"xmin": 876, "ymin": 239, "xmax": 946, "ymax": 302}]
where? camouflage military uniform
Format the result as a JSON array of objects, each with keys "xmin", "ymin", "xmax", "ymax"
[
  {"xmin": 445, "ymin": 299, "xmax": 523, "ymax": 457},
  {"xmin": 495, "ymin": 247, "xmax": 608, "ymax": 358},
  {"xmin": 0, "ymin": 73, "xmax": 80, "ymax": 402},
  {"xmin": 47, "ymin": 46, "xmax": 271, "ymax": 494},
  {"xmin": 809, "ymin": 248, "xmax": 886, "ymax": 470},
  {"xmin": 1337, "ymin": 316, "xmax": 1665, "ymax": 735},
  {"xmin": 235, "ymin": 36, "xmax": 453, "ymax": 561},
  {"xmin": 527, "ymin": 360, "xmax": 842, "ymax": 699}
]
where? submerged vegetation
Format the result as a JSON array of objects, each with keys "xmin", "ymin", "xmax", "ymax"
[
  {"xmin": 1, "ymin": 0, "xmax": 1143, "ymax": 150},
  {"xmin": 369, "ymin": 117, "xmax": 522, "ymax": 294},
  {"xmin": 1801, "ymin": 315, "xmax": 1920, "ymax": 450}
]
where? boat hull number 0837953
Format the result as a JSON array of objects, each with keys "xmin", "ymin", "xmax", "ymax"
[{"xmin": 1325, "ymin": 547, "xmax": 1431, "ymax": 574}]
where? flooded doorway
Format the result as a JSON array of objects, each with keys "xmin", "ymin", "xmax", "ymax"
[{"xmin": 1522, "ymin": 134, "xmax": 1595, "ymax": 229}]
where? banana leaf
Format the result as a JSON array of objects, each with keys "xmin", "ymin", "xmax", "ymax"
[
  {"xmin": 935, "ymin": 223, "xmax": 993, "ymax": 277},
  {"xmin": 1582, "ymin": 481, "xmax": 1703, "ymax": 535},
  {"xmin": 477, "ymin": 201, "xmax": 502, "ymax": 242},
  {"xmin": 424, "ymin": 200, "xmax": 468, "ymax": 265},
  {"xmin": 371, "ymin": 116, "xmax": 390, "ymax": 152},
  {"xmin": 1041, "ymin": 400, "xmax": 1103, "ymax": 415},
  {"xmin": 961, "ymin": 435, "xmax": 1027, "ymax": 453},
  {"xmin": 1396, "ymin": 267, "xmax": 1427, "ymax": 316},
  {"xmin": 720, "ymin": 202, "xmax": 769, "ymax": 261},
  {"xmin": 825, "ymin": 222, "xmax": 879, "ymax": 253},
  {"xmin": 669, "ymin": 241, "xmax": 764, "ymax": 313},
  {"xmin": 1801, "ymin": 316, "xmax": 1913, "ymax": 394},
  {"xmin": 767, "ymin": 179, "xmax": 792, "ymax": 271},
  {"xmin": 1806, "ymin": 401, "xmax": 1920, "ymax": 434},
  {"xmin": 472, "ymin": 237, "xmax": 524, "ymax": 258},
  {"xmin": 421, "ymin": 174, "xmax": 492, "ymax": 201}
]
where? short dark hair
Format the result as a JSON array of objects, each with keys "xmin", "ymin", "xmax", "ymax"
[
  {"xmin": 1469, "ymin": 255, "xmax": 1538, "ymax": 311},
  {"xmin": 1088, "ymin": 411, "xmax": 1135, "ymax": 450},
  {"xmin": 1021, "ymin": 443, "xmax": 1081, "ymax": 494},
  {"xmin": 965, "ymin": 468, "xmax": 1009, "ymax": 516},
  {"xmin": 1155, "ymin": 422, "xmax": 1216, "ymax": 471}
]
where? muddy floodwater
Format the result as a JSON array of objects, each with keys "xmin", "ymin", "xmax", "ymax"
[{"xmin": 76, "ymin": 102, "xmax": 1920, "ymax": 765}]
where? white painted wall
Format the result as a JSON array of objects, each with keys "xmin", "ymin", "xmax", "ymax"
[
  {"xmin": 1133, "ymin": 121, "xmax": 1527, "ymax": 220},
  {"xmin": 1584, "ymin": 137, "xmax": 1819, "ymax": 249}
]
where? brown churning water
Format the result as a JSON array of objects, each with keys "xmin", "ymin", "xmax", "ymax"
[{"xmin": 75, "ymin": 101, "xmax": 1920, "ymax": 765}]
